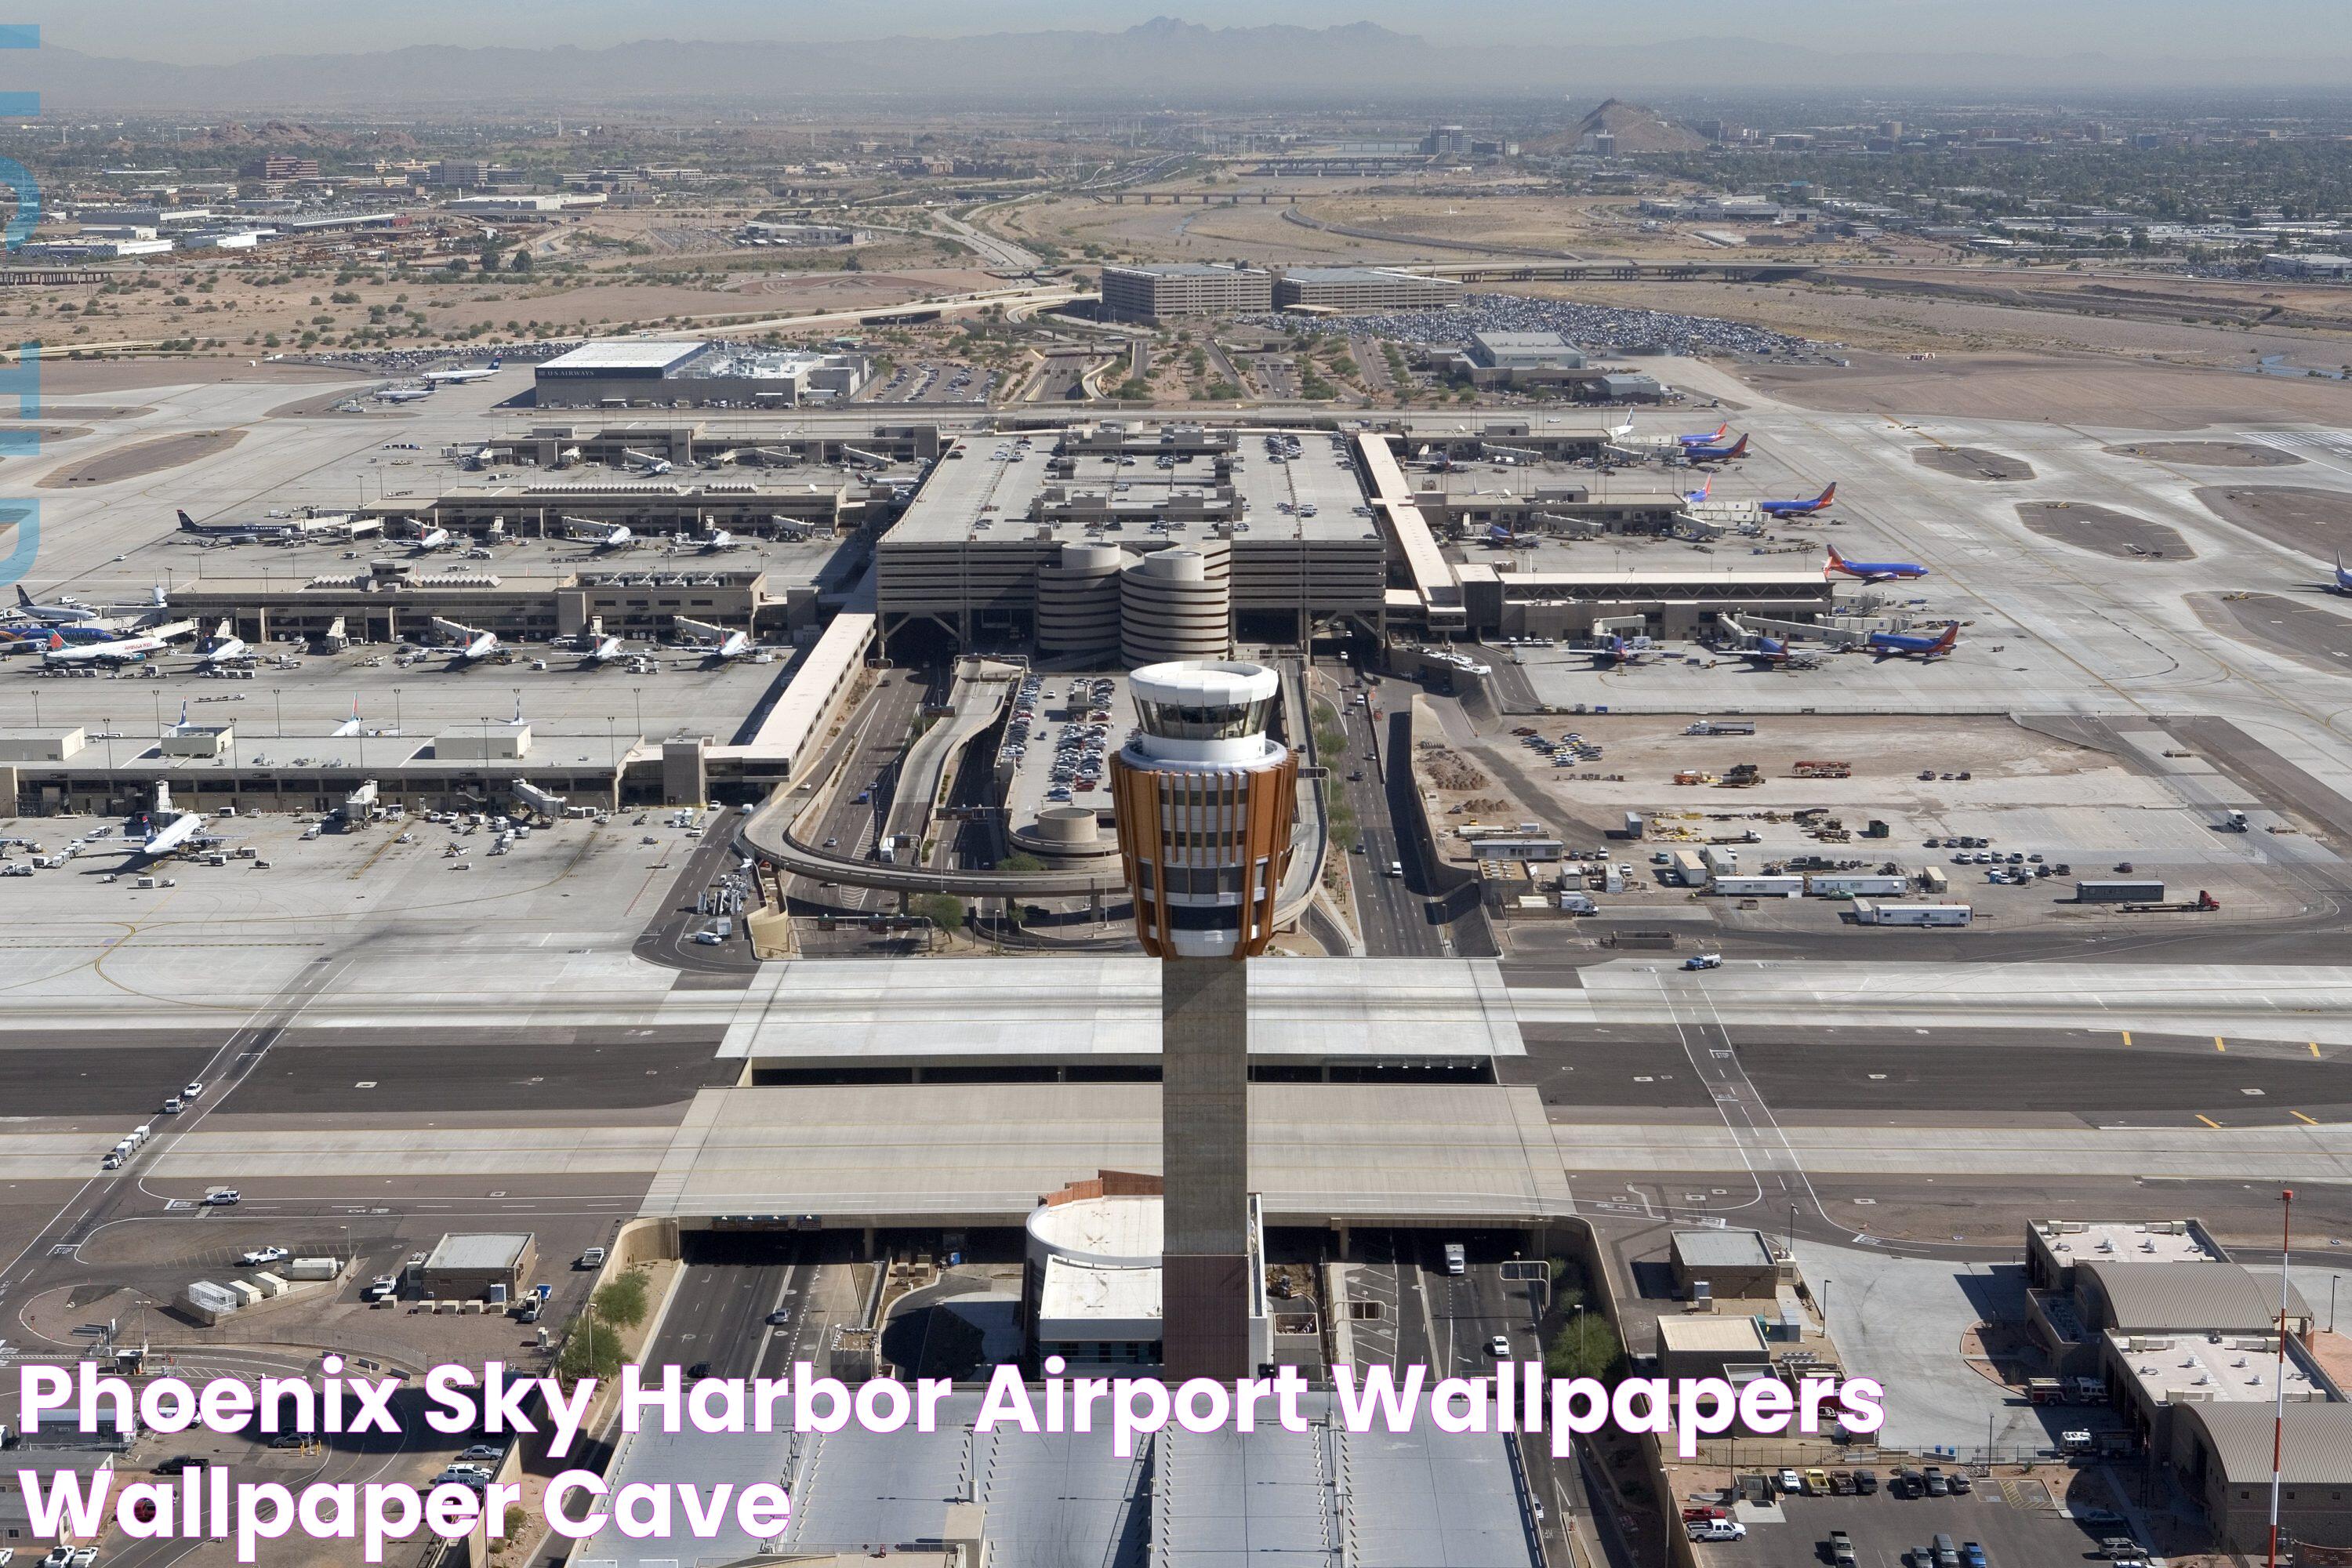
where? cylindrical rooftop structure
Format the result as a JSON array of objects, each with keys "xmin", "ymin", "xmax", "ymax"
[
  {"xmin": 1036, "ymin": 541, "xmax": 1125, "ymax": 656},
  {"xmin": 1119, "ymin": 546, "xmax": 1229, "ymax": 670}
]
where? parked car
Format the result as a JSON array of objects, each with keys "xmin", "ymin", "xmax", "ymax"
[
  {"xmin": 1777, "ymin": 1468, "xmax": 1804, "ymax": 1495},
  {"xmin": 239, "ymin": 1245, "xmax": 289, "ymax": 1267}
]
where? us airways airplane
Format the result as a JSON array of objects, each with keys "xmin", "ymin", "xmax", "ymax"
[{"xmin": 421, "ymin": 358, "xmax": 503, "ymax": 385}]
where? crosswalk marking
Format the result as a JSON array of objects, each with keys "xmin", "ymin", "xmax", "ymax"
[{"xmin": 2238, "ymin": 430, "xmax": 2352, "ymax": 459}]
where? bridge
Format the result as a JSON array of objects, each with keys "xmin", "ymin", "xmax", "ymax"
[
  {"xmin": 1095, "ymin": 191, "xmax": 1301, "ymax": 205},
  {"xmin": 0, "ymin": 268, "xmax": 108, "ymax": 287},
  {"xmin": 1414, "ymin": 259, "xmax": 1817, "ymax": 283}
]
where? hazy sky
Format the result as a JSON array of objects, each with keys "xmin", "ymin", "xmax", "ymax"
[{"xmin": 31, "ymin": 1, "xmax": 2352, "ymax": 67}]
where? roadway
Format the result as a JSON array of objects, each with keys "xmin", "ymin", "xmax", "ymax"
[
  {"xmin": 1327, "ymin": 673, "xmax": 1442, "ymax": 956},
  {"xmin": 640, "ymin": 1232, "xmax": 836, "ymax": 1384},
  {"xmin": 1505, "ymin": 1022, "xmax": 2352, "ymax": 1130},
  {"xmin": 633, "ymin": 806, "xmax": 769, "ymax": 976}
]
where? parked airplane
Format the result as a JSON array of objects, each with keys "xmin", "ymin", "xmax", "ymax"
[
  {"xmin": 1867, "ymin": 622, "xmax": 1959, "ymax": 660},
  {"xmin": 583, "ymin": 634, "xmax": 624, "ymax": 665},
  {"xmin": 192, "ymin": 619, "xmax": 249, "ymax": 666},
  {"xmin": 129, "ymin": 781, "xmax": 220, "ymax": 862},
  {"xmin": 2336, "ymin": 550, "xmax": 2352, "ymax": 595},
  {"xmin": 1677, "ymin": 422, "xmax": 1730, "ymax": 447},
  {"xmin": 1718, "ymin": 615, "xmax": 1791, "ymax": 665},
  {"xmin": 697, "ymin": 527, "xmax": 735, "ymax": 551},
  {"xmin": 452, "ymin": 629, "xmax": 499, "ymax": 662},
  {"xmin": 620, "ymin": 448, "xmax": 673, "ymax": 476},
  {"xmin": 412, "ymin": 527, "xmax": 452, "ymax": 554},
  {"xmin": 9, "ymin": 585, "xmax": 99, "ymax": 624},
  {"xmin": 1483, "ymin": 524, "xmax": 1537, "ymax": 548},
  {"xmin": 1759, "ymin": 483, "xmax": 1838, "ymax": 517},
  {"xmin": 1, "ymin": 622, "xmax": 117, "ymax": 650},
  {"xmin": 177, "ymin": 508, "xmax": 350, "ymax": 541},
  {"xmin": 421, "ymin": 358, "xmax": 502, "ymax": 385},
  {"xmin": 704, "ymin": 630, "xmax": 752, "ymax": 661},
  {"xmin": 1580, "ymin": 631, "xmax": 1659, "ymax": 667},
  {"xmin": 1824, "ymin": 543, "xmax": 1929, "ymax": 583},
  {"xmin": 41, "ymin": 628, "xmax": 173, "ymax": 666},
  {"xmin": 1681, "ymin": 478, "xmax": 1712, "ymax": 506},
  {"xmin": 1683, "ymin": 434, "xmax": 1750, "ymax": 463},
  {"xmin": 373, "ymin": 386, "xmax": 432, "ymax": 404}
]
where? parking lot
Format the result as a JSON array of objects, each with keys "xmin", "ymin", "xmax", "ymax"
[
  {"xmin": 1687, "ymin": 1468, "xmax": 2154, "ymax": 1568},
  {"xmin": 1453, "ymin": 711, "xmax": 2328, "ymax": 932},
  {"xmin": 997, "ymin": 670, "xmax": 1138, "ymax": 829}
]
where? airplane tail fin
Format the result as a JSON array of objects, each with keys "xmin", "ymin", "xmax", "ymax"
[
  {"xmin": 1933, "ymin": 623, "xmax": 1958, "ymax": 652},
  {"xmin": 153, "ymin": 585, "xmax": 167, "ymax": 607},
  {"xmin": 15, "ymin": 585, "xmax": 31, "ymax": 608},
  {"xmin": 1823, "ymin": 544, "xmax": 1846, "ymax": 576},
  {"xmin": 177, "ymin": 510, "xmax": 198, "ymax": 531},
  {"xmin": 44, "ymin": 630, "xmax": 61, "ymax": 650},
  {"xmin": 488, "ymin": 358, "xmax": 501, "ymax": 370},
  {"xmin": 1727, "ymin": 435, "xmax": 1748, "ymax": 459},
  {"xmin": 1816, "ymin": 482, "xmax": 1836, "ymax": 508}
]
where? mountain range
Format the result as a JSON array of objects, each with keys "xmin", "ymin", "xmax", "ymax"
[{"xmin": 13, "ymin": 20, "xmax": 2343, "ymax": 111}]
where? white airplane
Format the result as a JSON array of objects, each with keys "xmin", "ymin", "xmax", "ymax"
[
  {"xmin": 698, "ymin": 527, "xmax": 735, "ymax": 551},
  {"xmin": 422, "ymin": 358, "xmax": 502, "ymax": 385},
  {"xmin": 454, "ymin": 629, "xmax": 499, "ymax": 662},
  {"xmin": 412, "ymin": 527, "xmax": 452, "ymax": 554},
  {"xmin": 194, "ymin": 619, "xmax": 249, "ymax": 666},
  {"xmin": 709, "ymin": 630, "xmax": 751, "ymax": 660},
  {"xmin": 41, "ymin": 628, "xmax": 174, "ymax": 666},
  {"xmin": 561, "ymin": 517, "xmax": 633, "ymax": 550},
  {"xmin": 10, "ymin": 585, "xmax": 100, "ymax": 625},
  {"xmin": 585, "ymin": 634, "xmax": 624, "ymax": 664},
  {"xmin": 620, "ymin": 448, "xmax": 673, "ymax": 476},
  {"xmin": 131, "ymin": 780, "xmax": 227, "ymax": 862},
  {"xmin": 374, "ymin": 386, "xmax": 433, "ymax": 404}
]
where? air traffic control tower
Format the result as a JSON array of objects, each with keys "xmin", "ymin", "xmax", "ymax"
[{"xmin": 1109, "ymin": 660, "xmax": 1297, "ymax": 1379}]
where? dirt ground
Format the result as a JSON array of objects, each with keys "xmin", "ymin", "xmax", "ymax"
[
  {"xmin": 2105, "ymin": 440, "xmax": 2303, "ymax": 468},
  {"xmin": 2188, "ymin": 592, "xmax": 2352, "ymax": 677},
  {"xmin": 2194, "ymin": 485, "xmax": 2352, "ymax": 557},
  {"xmin": 1914, "ymin": 445, "xmax": 2035, "ymax": 481},
  {"xmin": 264, "ymin": 388, "xmax": 417, "ymax": 419},
  {"xmin": 38, "ymin": 426, "xmax": 245, "ymax": 487},
  {"xmin": 2015, "ymin": 502, "xmax": 2191, "ymax": 560},
  {"xmin": 35, "ymin": 361, "xmax": 348, "ymax": 394},
  {"xmin": 1736, "ymin": 352, "xmax": 2352, "ymax": 428},
  {"xmin": 9, "ymin": 403, "xmax": 153, "ymax": 419}
]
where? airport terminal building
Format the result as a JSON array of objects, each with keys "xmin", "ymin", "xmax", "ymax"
[
  {"xmin": 874, "ymin": 419, "xmax": 1837, "ymax": 655},
  {"xmin": 535, "ymin": 339, "xmax": 873, "ymax": 409}
]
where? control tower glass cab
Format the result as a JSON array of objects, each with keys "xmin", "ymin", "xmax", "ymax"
[{"xmin": 1110, "ymin": 661, "xmax": 1298, "ymax": 960}]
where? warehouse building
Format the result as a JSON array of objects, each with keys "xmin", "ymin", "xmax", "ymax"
[
  {"xmin": 1273, "ymin": 267, "xmax": 1463, "ymax": 314},
  {"xmin": 1098, "ymin": 263, "xmax": 1274, "ymax": 324},
  {"xmin": 535, "ymin": 339, "xmax": 871, "ymax": 409}
]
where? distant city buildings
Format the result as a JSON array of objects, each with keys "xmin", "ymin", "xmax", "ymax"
[{"xmin": 1100, "ymin": 263, "xmax": 1273, "ymax": 324}]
